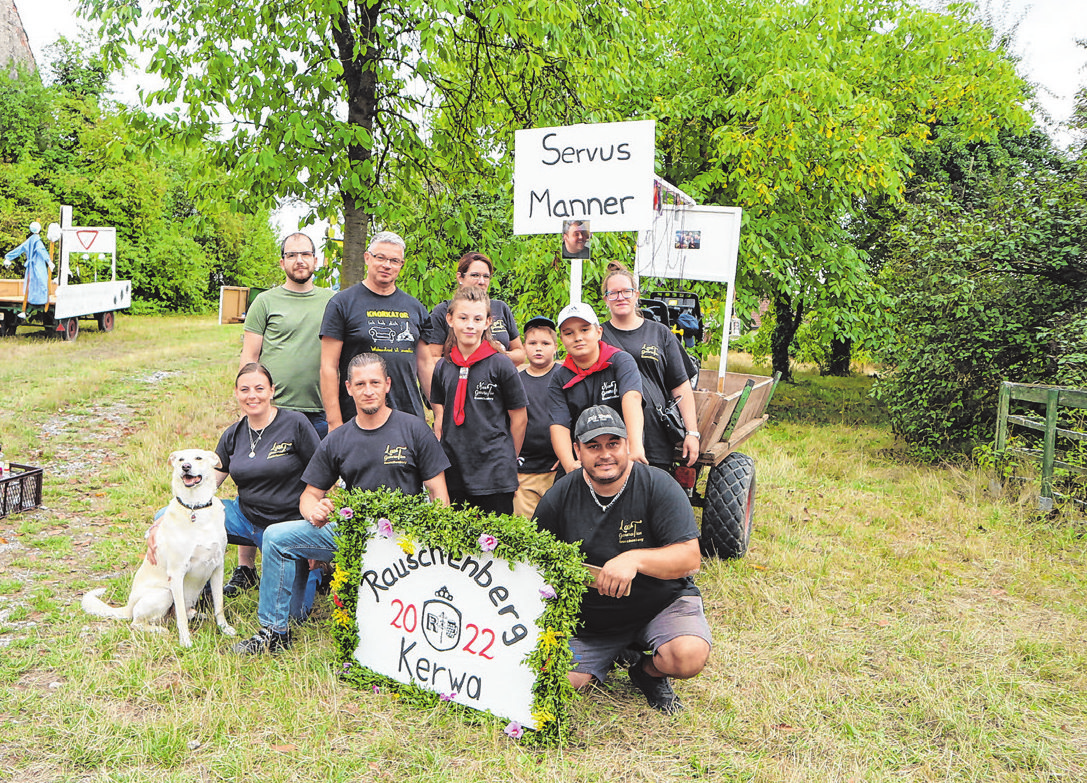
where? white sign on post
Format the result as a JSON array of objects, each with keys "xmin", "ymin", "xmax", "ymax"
[
  {"xmin": 513, "ymin": 120, "xmax": 656, "ymax": 235},
  {"xmin": 634, "ymin": 204, "xmax": 742, "ymax": 285},
  {"xmin": 354, "ymin": 529, "xmax": 549, "ymax": 728},
  {"xmin": 635, "ymin": 204, "xmax": 744, "ymax": 379}
]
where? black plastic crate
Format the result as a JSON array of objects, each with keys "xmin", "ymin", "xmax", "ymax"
[{"xmin": 0, "ymin": 463, "xmax": 43, "ymax": 518}]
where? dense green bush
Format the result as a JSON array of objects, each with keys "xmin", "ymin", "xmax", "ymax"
[
  {"xmin": 874, "ymin": 148, "xmax": 1087, "ymax": 455},
  {"xmin": 0, "ymin": 40, "xmax": 279, "ymax": 313}
]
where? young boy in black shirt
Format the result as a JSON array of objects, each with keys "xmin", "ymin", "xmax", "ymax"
[{"xmin": 514, "ymin": 316, "xmax": 560, "ymax": 517}]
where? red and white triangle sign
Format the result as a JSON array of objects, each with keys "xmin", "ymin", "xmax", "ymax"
[{"xmin": 76, "ymin": 230, "xmax": 99, "ymax": 250}]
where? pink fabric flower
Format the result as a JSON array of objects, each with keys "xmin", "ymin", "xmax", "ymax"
[
  {"xmin": 338, "ymin": 507, "xmax": 354, "ymax": 520},
  {"xmin": 503, "ymin": 721, "xmax": 524, "ymax": 739},
  {"xmin": 478, "ymin": 533, "xmax": 498, "ymax": 552},
  {"xmin": 377, "ymin": 518, "xmax": 393, "ymax": 538},
  {"xmin": 538, "ymin": 584, "xmax": 556, "ymax": 600}
]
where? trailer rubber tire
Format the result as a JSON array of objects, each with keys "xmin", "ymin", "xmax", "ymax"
[
  {"xmin": 1, "ymin": 311, "xmax": 16, "ymax": 337},
  {"xmin": 61, "ymin": 317, "xmax": 79, "ymax": 342},
  {"xmin": 97, "ymin": 311, "xmax": 115, "ymax": 332},
  {"xmin": 699, "ymin": 452, "xmax": 755, "ymax": 559}
]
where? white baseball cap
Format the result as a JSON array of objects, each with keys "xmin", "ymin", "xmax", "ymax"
[{"xmin": 557, "ymin": 302, "xmax": 599, "ymax": 328}]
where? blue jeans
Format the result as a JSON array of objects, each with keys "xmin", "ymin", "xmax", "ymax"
[
  {"xmin": 258, "ymin": 519, "xmax": 338, "ymax": 633},
  {"xmin": 301, "ymin": 410, "xmax": 329, "ymax": 440}
]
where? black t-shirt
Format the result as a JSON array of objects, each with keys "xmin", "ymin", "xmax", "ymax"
[
  {"xmin": 422, "ymin": 299, "xmax": 520, "ymax": 351},
  {"xmin": 432, "ymin": 352, "xmax": 528, "ymax": 495},
  {"xmin": 215, "ymin": 409, "xmax": 320, "ymax": 528},
  {"xmin": 320, "ymin": 284, "xmax": 429, "ymax": 420},
  {"xmin": 547, "ymin": 347, "xmax": 643, "ymax": 432},
  {"xmin": 301, "ymin": 410, "xmax": 450, "ymax": 495},
  {"xmin": 602, "ymin": 320, "xmax": 690, "ymax": 464},
  {"xmin": 518, "ymin": 365, "xmax": 559, "ymax": 473},
  {"xmin": 533, "ymin": 462, "xmax": 700, "ymax": 635}
]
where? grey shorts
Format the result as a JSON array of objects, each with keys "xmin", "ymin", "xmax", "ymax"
[{"xmin": 571, "ymin": 595, "xmax": 712, "ymax": 683}]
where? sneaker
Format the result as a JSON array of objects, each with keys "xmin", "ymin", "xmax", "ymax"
[
  {"xmin": 614, "ymin": 646, "xmax": 643, "ymax": 669},
  {"xmin": 223, "ymin": 565, "xmax": 259, "ymax": 597},
  {"xmin": 628, "ymin": 655, "xmax": 683, "ymax": 714},
  {"xmin": 231, "ymin": 627, "xmax": 291, "ymax": 655}
]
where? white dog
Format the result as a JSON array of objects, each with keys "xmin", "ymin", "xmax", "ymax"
[{"xmin": 82, "ymin": 449, "xmax": 236, "ymax": 647}]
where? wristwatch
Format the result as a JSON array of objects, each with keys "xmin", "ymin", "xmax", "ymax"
[{"xmin": 687, "ymin": 431, "xmax": 700, "ymax": 439}]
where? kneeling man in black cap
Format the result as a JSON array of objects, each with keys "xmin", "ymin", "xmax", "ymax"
[{"xmin": 532, "ymin": 405, "xmax": 711, "ymax": 713}]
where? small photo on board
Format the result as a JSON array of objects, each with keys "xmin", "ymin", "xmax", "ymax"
[
  {"xmin": 675, "ymin": 230, "xmax": 701, "ymax": 250},
  {"xmin": 561, "ymin": 220, "xmax": 591, "ymax": 259}
]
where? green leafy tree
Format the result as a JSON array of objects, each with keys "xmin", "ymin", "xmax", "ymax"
[
  {"xmin": 83, "ymin": 0, "xmax": 635, "ymax": 288},
  {"xmin": 1, "ymin": 40, "xmax": 279, "ymax": 312},
  {"xmin": 874, "ymin": 135, "xmax": 1087, "ymax": 454},
  {"xmin": 603, "ymin": 0, "xmax": 1031, "ymax": 380}
]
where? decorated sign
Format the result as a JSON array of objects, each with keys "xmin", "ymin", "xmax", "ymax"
[
  {"xmin": 354, "ymin": 528, "xmax": 548, "ymax": 727},
  {"xmin": 328, "ymin": 489, "xmax": 587, "ymax": 745},
  {"xmin": 513, "ymin": 120, "xmax": 655, "ymax": 235}
]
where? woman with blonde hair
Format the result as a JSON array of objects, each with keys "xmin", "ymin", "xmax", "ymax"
[{"xmin": 599, "ymin": 262, "xmax": 701, "ymax": 470}]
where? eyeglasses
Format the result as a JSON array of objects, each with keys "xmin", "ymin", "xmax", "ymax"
[
  {"xmin": 283, "ymin": 252, "xmax": 314, "ymax": 261},
  {"xmin": 369, "ymin": 252, "xmax": 404, "ymax": 266},
  {"xmin": 466, "ymin": 272, "xmax": 491, "ymax": 282},
  {"xmin": 604, "ymin": 288, "xmax": 637, "ymax": 301}
]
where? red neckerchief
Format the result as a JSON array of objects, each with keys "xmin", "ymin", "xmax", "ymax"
[
  {"xmin": 562, "ymin": 341, "xmax": 620, "ymax": 389},
  {"xmin": 449, "ymin": 342, "xmax": 498, "ymax": 425}
]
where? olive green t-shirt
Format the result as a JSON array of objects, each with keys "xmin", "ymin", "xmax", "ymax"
[{"xmin": 244, "ymin": 285, "xmax": 336, "ymax": 412}]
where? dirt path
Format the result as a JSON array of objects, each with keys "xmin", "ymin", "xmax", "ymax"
[{"xmin": 0, "ymin": 397, "xmax": 147, "ymax": 646}]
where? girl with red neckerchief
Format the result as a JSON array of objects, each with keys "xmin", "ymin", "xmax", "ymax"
[{"xmin": 431, "ymin": 286, "xmax": 528, "ymax": 515}]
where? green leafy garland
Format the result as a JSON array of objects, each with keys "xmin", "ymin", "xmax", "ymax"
[{"xmin": 327, "ymin": 488, "xmax": 587, "ymax": 746}]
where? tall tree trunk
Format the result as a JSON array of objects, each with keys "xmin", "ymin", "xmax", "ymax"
[
  {"xmin": 332, "ymin": 0, "xmax": 381, "ymax": 288},
  {"xmin": 340, "ymin": 194, "xmax": 369, "ymax": 288},
  {"xmin": 826, "ymin": 336, "xmax": 852, "ymax": 376},
  {"xmin": 771, "ymin": 292, "xmax": 803, "ymax": 383}
]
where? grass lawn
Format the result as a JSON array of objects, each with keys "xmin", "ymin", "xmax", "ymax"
[{"xmin": 0, "ymin": 315, "xmax": 1084, "ymax": 782}]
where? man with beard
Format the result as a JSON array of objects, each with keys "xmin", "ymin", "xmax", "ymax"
[
  {"xmin": 229, "ymin": 232, "xmax": 336, "ymax": 598},
  {"xmin": 560, "ymin": 219, "xmax": 591, "ymax": 259},
  {"xmin": 242, "ymin": 232, "xmax": 336, "ymax": 438},
  {"xmin": 532, "ymin": 406, "xmax": 710, "ymax": 713},
  {"xmin": 233, "ymin": 353, "xmax": 450, "ymax": 655}
]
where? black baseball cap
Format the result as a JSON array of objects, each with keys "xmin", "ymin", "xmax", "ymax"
[
  {"xmin": 523, "ymin": 315, "xmax": 556, "ymax": 332},
  {"xmin": 575, "ymin": 405, "xmax": 627, "ymax": 443}
]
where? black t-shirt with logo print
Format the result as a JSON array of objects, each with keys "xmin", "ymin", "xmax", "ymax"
[
  {"xmin": 320, "ymin": 284, "xmax": 429, "ymax": 421},
  {"xmin": 518, "ymin": 365, "xmax": 559, "ymax": 473},
  {"xmin": 533, "ymin": 462, "xmax": 700, "ymax": 635},
  {"xmin": 547, "ymin": 347, "xmax": 643, "ymax": 433},
  {"xmin": 216, "ymin": 409, "xmax": 320, "ymax": 529},
  {"xmin": 301, "ymin": 410, "xmax": 450, "ymax": 495},
  {"xmin": 431, "ymin": 352, "xmax": 528, "ymax": 495},
  {"xmin": 601, "ymin": 319, "xmax": 691, "ymax": 464}
]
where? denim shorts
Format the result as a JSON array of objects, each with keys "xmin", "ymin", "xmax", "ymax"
[{"xmin": 570, "ymin": 595, "xmax": 712, "ymax": 682}]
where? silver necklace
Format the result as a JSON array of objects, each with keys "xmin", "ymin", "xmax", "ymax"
[
  {"xmin": 585, "ymin": 469, "xmax": 632, "ymax": 514},
  {"xmin": 247, "ymin": 419, "xmax": 270, "ymax": 458}
]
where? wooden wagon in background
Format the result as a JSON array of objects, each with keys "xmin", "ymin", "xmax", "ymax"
[{"xmin": 1, "ymin": 207, "xmax": 130, "ymax": 341}]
